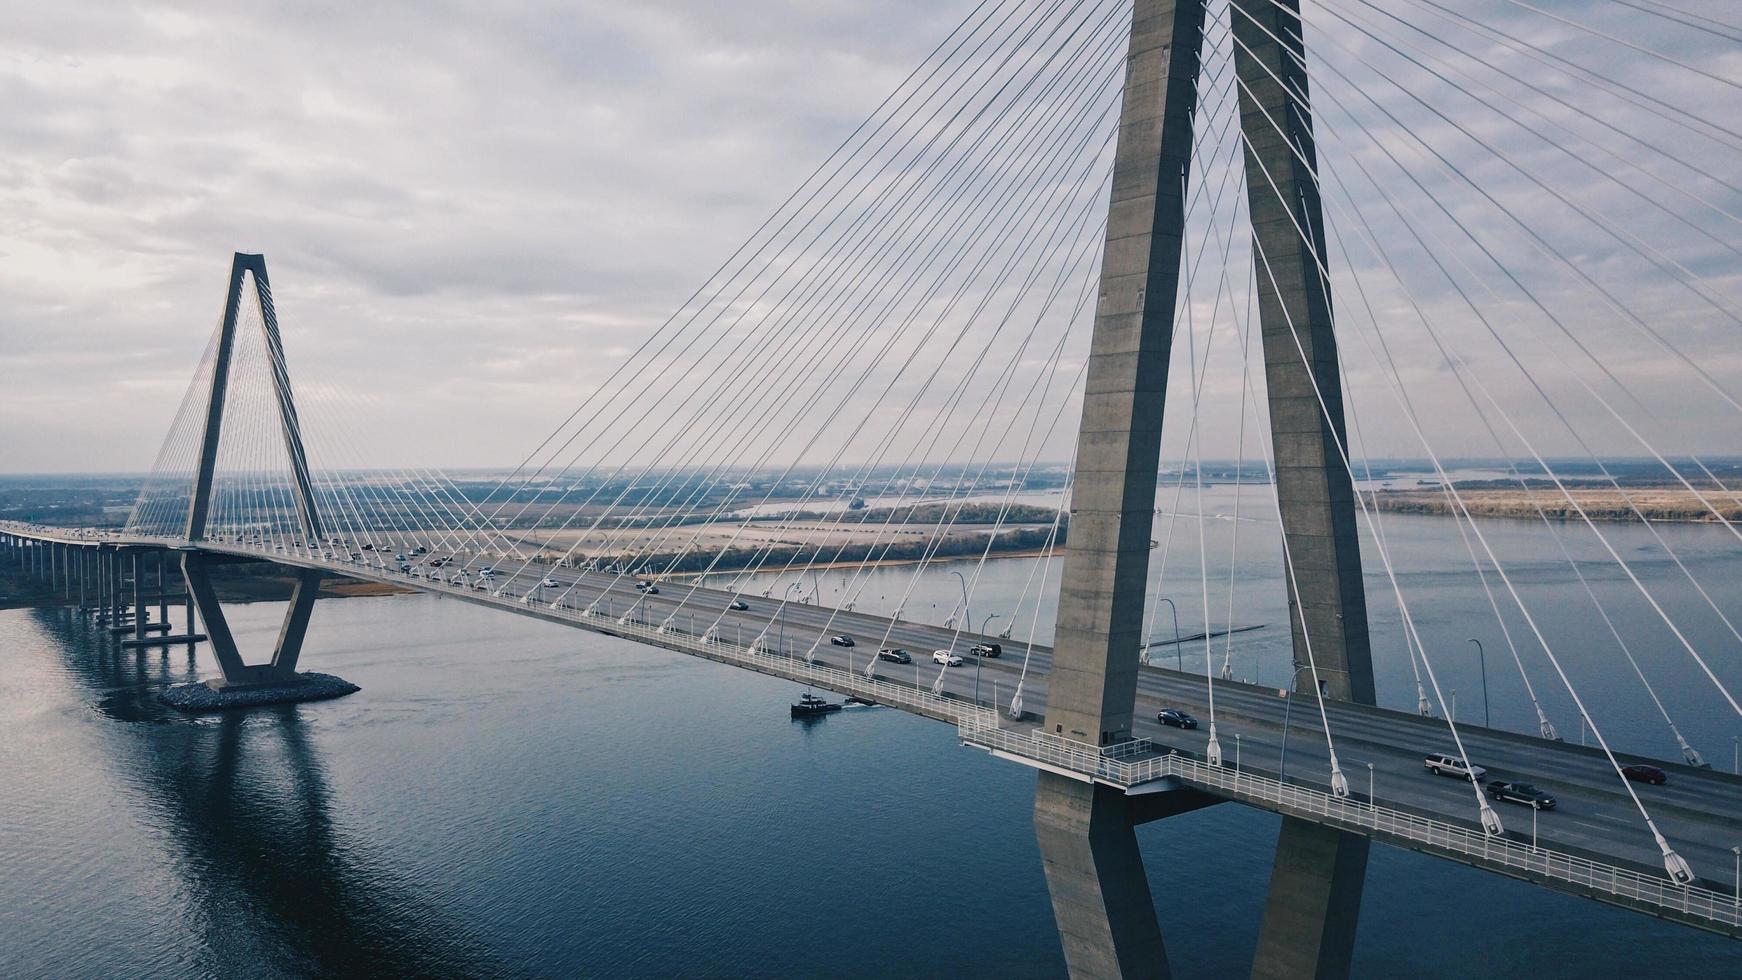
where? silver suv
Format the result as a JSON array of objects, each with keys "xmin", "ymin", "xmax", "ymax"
[{"xmin": 1424, "ymin": 752, "xmax": 1486, "ymax": 782}]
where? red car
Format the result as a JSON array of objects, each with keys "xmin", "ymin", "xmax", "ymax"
[{"xmin": 1622, "ymin": 764, "xmax": 1667, "ymax": 786}]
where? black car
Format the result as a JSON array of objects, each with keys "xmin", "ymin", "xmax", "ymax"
[
  {"xmin": 643, "ymin": 585, "xmax": 659, "ymax": 595},
  {"xmin": 1622, "ymin": 764, "xmax": 1667, "ymax": 785},
  {"xmin": 877, "ymin": 648, "xmax": 911, "ymax": 664},
  {"xmin": 830, "ymin": 634, "xmax": 855, "ymax": 647},
  {"xmin": 1486, "ymin": 780, "xmax": 1557, "ymax": 809},
  {"xmin": 1157, "ymin": 709, "xmax": 1198, "ymax": 730},
  {"xmin": 728, "ymin": 599, "xmax": 749, "ymax": 611},
  {"xmin": 970, "ymin": 642, "xmax": 1002, "ymax": 658}
]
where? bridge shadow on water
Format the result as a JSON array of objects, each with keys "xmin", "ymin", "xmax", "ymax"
[{"xmin": 39, "ymin": 607, "xmax": 503, "ymax": 978}]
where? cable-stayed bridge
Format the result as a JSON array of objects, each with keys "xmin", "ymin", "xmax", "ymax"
[{"xmin": 7, "ymin": 0, "xmax": 1742, "ymax": 975}]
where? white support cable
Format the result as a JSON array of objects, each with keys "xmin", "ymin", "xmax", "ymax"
[
  {"xmin": 657, "ymin": 97, "xmax": 1127, "ymax": 630},
  {"xmin": 1312, "ymin": 154, "xmax": 1557, "ymax": 735},
  {"xmin": 1227, "ymin": 20, "xmax": 1698, "ymax": 871},
  {"xmin": 1220, "ymin": 36, "xmax": 1498, "ymax": 822},
  {"xmin": 1009, "ymin": 456, "xmax": 1075, "ymax": 719},
  {"xmin": 1178, "ymin": 164, "xmax": 1224, "ymax": 766},
  {"xmin": 464, "ymin": 0, "xmax": 1056, "ymax": 526},
  {"xmin": 1335, "ymin": 0, "xmax": 1742, "ymax": 239},
  {"xmin": 1496, "ymin": 0, "xmax": 1742, "ymax": 95},
  {"xmin": 1270, "ymin": 33, "xmax": 1742, "ymax": 726},
  {"xmin": 606, "ymin": 90, "xmax": 1121, "ymax": 619},
  {"xmin": 1300, "ymin": 3, "xmax": 1742, "ymax": 449},
  {"xmin": 477, "ymin": 0, "xmax": 1109, "ymax": 553},
  {"xmin": 568, "ymin": 12, "xmax": 1134, "ymax": 600},
  {"xmin": 515, "ymin": 9, "xmax": 1128, "ymax": 598},
  {"xmin": 1285, "ymin": 43, "xmax": 1672, "ymax": 747},
  {"xmin": 1604, "ymin": 0, "xmax": 1742, "ymax": 42},
  {"xmin": 1241, "ymin": 0, "xmax": 1742, "ymax": 726},
  {"xmin": 1400, "ymin": 0, "xmax": 1742, "ymax": 152}
]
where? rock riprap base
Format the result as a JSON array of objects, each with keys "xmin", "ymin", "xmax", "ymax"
[{"xmin": 159, "ymin": 672, "xmax": 360, "ymax": 711}]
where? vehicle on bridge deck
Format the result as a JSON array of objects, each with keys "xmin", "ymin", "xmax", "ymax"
[
  {"xmin": 1425, "ymin": 753, "xmax": 1487, "ymax": 782},
  {"xmin": 1623, "ymin": 764, "xmax": 1668, "ymax": 786},
  {"xmin": 830, "ymin": 633, "xmax": 854, "ymax": 647},
  {"xmin": 729, "ymin": 599, "xmax": 749, "ymax": 611},
  {"xmin": 932, "ymin": 649, "xmax": 963, "ymax": 667},
  {"xmin": 791, "ymin": 692, "xmax": 841, "ymax": 718},
  {"xmin": 1157, "ymin": 708, "xmax": 1198, "ymax": 730},
  {"xmin": 877, "ymin": 648, "xmax": 909, "ymax": 664},
  {"xmin": 541, "ymin": 577, "xmax": 559, "ymax": 587},
  {"xmin": 1487, "ymin": 780, "xmax": 1557, "ymax": 809},
  {"xmin": 970, "ymin": 642, "xmax": 1001, "ymax": 658}
]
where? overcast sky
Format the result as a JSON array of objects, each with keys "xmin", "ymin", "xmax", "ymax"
[{"xmin": 4, "ymin": 0, "xmax": 1740, "ymax": 474}]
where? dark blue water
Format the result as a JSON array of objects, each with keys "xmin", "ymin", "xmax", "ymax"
[{"xmin": 3, "ymin": 577, "xmax": 1740, "ymax": 976}]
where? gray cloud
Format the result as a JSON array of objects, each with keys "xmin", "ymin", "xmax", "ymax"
[{"xmin": 2, "ymin": 0, "xmax": 1739, "ymax": 474}]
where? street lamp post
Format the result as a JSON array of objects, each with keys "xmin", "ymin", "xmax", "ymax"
[
  {"xmin": 1367, "ymin": 762, "xmax": 1375, "ymax": 808},
  {"xmin": 1469, "ymin": 638, "xmax": 1490, "ymax": 729},
  {"xmin": 949, "ymin": 570, "xmax": 970, "ymax": 635},
  {"xmin": 1235, "ymin": 734, "xmax": 1241, "ymax": 774},
  {"xmin": 1278, "ymin": 663, "xmax": 1313, "ymax": 782},
  {"xmin": 781, "ymin": 582, "xmax": 802, "ymax": 657},
  {"xmin": 1150, "ymin": 596, "xmax": 1182, "ymax": 669},
  {"xmin": 975, "ymin": 612, "xmax": 1001, "ymax": 707}
]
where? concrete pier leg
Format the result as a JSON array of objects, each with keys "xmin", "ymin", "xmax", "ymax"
[
  {"xmin": 1035, "ymin": 773, "xmax": 1169, "ymax": 980},
  {"xmin": 132, "ymin": 551, "xmax": 147, "ymax": 640},
  {"xmin": 1251, "ymin": 819, "xmax": 1369, "ymax": 980},
  {"xmin": 97, "ymin": 549, "xmax": 109, "ymax": 624},
  {"xmin": 1230, "ymin": 1, "xmax": 1376, "ymax": 972}
]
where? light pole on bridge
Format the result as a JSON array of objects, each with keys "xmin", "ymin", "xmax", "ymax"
[
  {"xmin": 948, "ymin": 570, "xmax": 969, "ymax": 635},
  {"xmin": 975, "ymin": 612, "xmax": 1000, "ymax": 708},
  {"xmin": 1468, "ymin": 637, "xmax": 1489, "ymax": 729},
  {"xmin": 1146, "ymin": 596, "xmax": 1182, "ymax": 669},
  {"xmin": 1278, "ymin": 663, "xmax": 1313, "ymax": 783}
]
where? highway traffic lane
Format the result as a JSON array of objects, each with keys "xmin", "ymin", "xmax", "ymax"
[{"xmin": 467, "ymin": 567, "xmax": 1742, "ymax": 883}]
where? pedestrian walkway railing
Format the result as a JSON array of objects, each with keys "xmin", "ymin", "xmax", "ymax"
[
  {"xmin": 15, "ymin": 523, "xmax": 1735, "ymax": 934},
  {"xmin": 957, "ymin": 719, "xmax": 1741, "ymax": 931}
]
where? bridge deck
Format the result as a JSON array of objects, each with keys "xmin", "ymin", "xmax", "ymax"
[{"xmin": 6, "ymin": 523, "xmax": 1740, "ymax": 938}]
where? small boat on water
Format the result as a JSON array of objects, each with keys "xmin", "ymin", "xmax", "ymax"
[{"xmin": 791, "ymin": 692, "xmax": 842, "ymax": 717}]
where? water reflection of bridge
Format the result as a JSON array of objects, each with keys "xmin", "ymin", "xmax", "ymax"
[{"xmin": 37, "ymin": 606, "xmax": 499, "ymax": 977}]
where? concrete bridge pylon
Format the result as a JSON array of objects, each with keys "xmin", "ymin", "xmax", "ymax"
[
  {"xmin": 1037, "ymin": 1, "xmax": 1376, "ymax": 977},
  {"xmin": 180, "ymin": 252, "xmax": 328, "ymax": 693}
]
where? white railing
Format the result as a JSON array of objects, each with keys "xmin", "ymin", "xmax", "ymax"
[
  {"xmin": 958, "ymin": 719, "xmax": 1742, "ymax": 931},
  {"xmin": 15, "ymin": 522, "xmax": 1736, "ymax": 933}
]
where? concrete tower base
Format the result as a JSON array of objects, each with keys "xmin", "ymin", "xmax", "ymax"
[{"xmin": 1035, "ymin": 772, "xmax": 1171, "ymax": 980}]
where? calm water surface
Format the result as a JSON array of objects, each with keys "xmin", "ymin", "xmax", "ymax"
[{"xmin": 5, "ymin": 501, "xmax": 1742, "ymax": 976}]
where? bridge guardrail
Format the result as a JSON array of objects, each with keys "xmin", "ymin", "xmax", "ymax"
[
  {"xmin": 16, "ymin": 525, "xmax": 1735, "ymax": 931},
  {"xmin": 959, "ymin": 719, "xmax": 1742, "ymax": 931}
]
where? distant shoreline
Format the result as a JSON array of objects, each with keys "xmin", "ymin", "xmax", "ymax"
[{"xmin": 1370, "ymin": 485, "xmax": 1742, "ymax": 524}]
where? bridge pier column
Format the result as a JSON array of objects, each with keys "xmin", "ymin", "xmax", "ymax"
[
  {"xmin": 1036, "ymin": 774, "xmax": 1168, "ymax": 980},
  {"xmin": 1231, "ymin": 0, "xmax": 1377, "ymax": 975},
  {"xmin": 156, "ymin": 551, "xmax": 169, "ymax": 626},
  {"xmin": 164, "ymin": 551, "xmax": 352, "ymax": 708},
  {"xmin": 1251, "ymin": 818, "xmax": 1369, "ymax": 979},
  {"xmin": 132, "ymin": 550, "xmax": 146, "ymax": 641}
]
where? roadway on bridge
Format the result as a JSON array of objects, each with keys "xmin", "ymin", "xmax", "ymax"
[
  {"xmin": 9, "ymin": 524, "xmax": 1741, "ymax": 895},
  {"xmin": 469, "ymin": 559, "xmax": 1742, "ymax": 893}
]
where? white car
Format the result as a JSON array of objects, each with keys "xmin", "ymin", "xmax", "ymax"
[
  {"xmin": 542, "ymin": 577, "xmax": 560, "ymax": 588},
  {"xmin": 932, "ymin": 649, "xmax": 963, "ymax": 667}
]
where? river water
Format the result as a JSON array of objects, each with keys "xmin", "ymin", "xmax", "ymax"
[{"xmin": 4, "ymin": 494, "xmax": 1742, "ymax": 976}]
